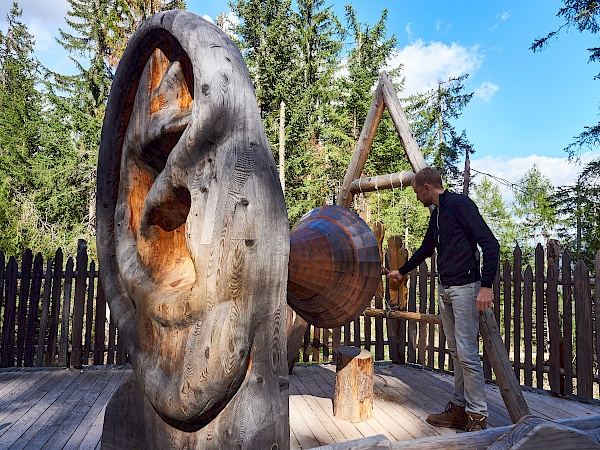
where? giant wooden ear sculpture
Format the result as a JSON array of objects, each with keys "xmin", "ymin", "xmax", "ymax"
[
  {"xmin": 97, "ymin": 10, "xmax": 290, "ymax": 449},
  {"xmin": 98, "ymin": 9, "xmax": 380, "ymax": 450}
]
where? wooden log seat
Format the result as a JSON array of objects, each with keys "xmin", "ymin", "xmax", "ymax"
[{"xmin": 333, "ymin": 346, "xmax": 374, "ymax": 422}]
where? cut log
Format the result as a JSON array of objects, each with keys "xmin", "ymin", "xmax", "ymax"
[
  {"xmin": 349, "ymin": 171, "xmax": 415, "ymax": 194},
  {"xmin": 391, "ymin": 415, "xmax": 600, "ymax": 449},
  {"xmin": 364, "ymin": 308, "xmax": 443, "ymax": 325},
  {"xmin": 333, "ymin": 346, "xmax": 374, "ymax": 422},
  {"xmin": 309, "ymin": 434, "xmax": 391, "ymax": 450}
]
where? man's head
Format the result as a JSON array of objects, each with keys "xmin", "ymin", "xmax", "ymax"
[{"xmin": 412, "ymin": 167, "xmax": 444, "ymax": 207}]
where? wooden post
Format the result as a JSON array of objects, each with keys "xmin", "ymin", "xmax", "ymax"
[
  {"xmin": 479, "ymin": 309, "xmax": 530, "ymax": 422},
  {"xmin": 333, "ymin": 346, "xmax": 374, "ymax": 422}
]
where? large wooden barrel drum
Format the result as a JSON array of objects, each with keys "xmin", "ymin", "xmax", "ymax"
[{"xmin": 287, "ymin": 205, "xmax": 381, "ymax": 328}]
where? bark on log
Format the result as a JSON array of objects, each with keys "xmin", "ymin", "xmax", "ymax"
[
  {"xmin": 97, "ymin": 11, "xmax": 289, "ymax": 449},
  {"xmin": 333, "ymin": 346, "xmax": 374, "ymax": 422}
]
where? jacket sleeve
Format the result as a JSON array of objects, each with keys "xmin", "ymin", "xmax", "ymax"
[
  {"xmin": 457, "ymin": 198, "xmax": 500, "ymax": 288},
  {"xmin": 399, "ymin": 217, "xmax": 435, "ymax": 276}
]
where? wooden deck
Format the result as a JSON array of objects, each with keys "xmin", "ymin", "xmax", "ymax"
[{"xmin": 0, "ymin": 363, "xmax": 599, "ymax": 449}]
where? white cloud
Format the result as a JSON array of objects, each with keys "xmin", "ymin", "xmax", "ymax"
[
  {"xmin": 474, "ymin": 81, "xmax": 499, "ymax": 102},
  {"xmin": 489, "ymin": 11, "xmax": 510, "ymax": 31},
  {"xmin": 471, "ymin": 151, "xmax": 600, "ymax": 204},
  {"xmin": 388, "ymin": 39, "xmax": 483, "ymax": 97},
  {"xmin": 405, "ymin": 23, "xmax": 412, "ymax": 40}
]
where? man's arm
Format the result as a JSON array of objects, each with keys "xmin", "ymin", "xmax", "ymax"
[{"xmin": 388, "ymin": 221, "xmax": 435, "ymax": 282}]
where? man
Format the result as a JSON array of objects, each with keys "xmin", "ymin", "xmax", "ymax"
[{"xmin": 387, "ymin": 167, "xmax": 499, "ymax": 432}]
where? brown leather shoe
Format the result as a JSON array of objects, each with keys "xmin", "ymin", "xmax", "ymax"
[
  {"xmin": 426, "ymin": 402, "xmax": 468, "ymax": 429},
  {"xmin": 465, "ymin": 413, "xmax": 487, "ymax": 431}
]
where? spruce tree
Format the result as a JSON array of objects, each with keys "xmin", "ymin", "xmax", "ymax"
[
  {"xmin": 404, "ymin": 74, "xmax": 474, "ymax": 188},
  {"xmin": 0, "ymin": 3, "xmax": 44, "ymax": 254}
]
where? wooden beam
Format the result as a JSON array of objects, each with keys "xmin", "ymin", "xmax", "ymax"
[
  {"xmin": 390, "ymin": 415, "xmax": 600, "ymax": 449},
  {"xmin": 337, "ymin": 81, "xmax": 385, "ymax": 208},
  {"xmin": 380, "ymin": 72, "xmax": 428, "ymax": 174},
  {"xmin": 364, "ymin": 308, "xmax": 442, "ymax": 325},
  {"xmin": 349, "ymin": 171, "xmax": 415, "ymax": 194},
  {"xmin": 365, "ymin": 306, "xmax": 531, "ymax": 422}
]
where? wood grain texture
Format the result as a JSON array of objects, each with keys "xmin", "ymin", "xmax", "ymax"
[
  {"xmin": 287, "ymin": 206, "xmax": 380, "ymax": 328},
  {"xmin": 97, "ymin": 10, "xmax": 289, "ymax": 449},
  {"xmin": 333, "ymin": 346, "xmax": 374, "ymax": 422}
]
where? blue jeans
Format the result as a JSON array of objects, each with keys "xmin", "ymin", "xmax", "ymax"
[{"xmin": 438, "ymin": 281, "xmax": 487, "ymax": 416}]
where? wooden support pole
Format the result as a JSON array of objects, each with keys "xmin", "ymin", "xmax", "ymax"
[
  {"xmin": 364, "ymin": 308, "xmax": 442, "ymax": 325},
  {"xmin": 379, "ymin": 72, "xmax": 428, "ymax": 174},
  {"xmin": 350, "ymin": 171, "xmax": 415, "ymax": 194},
  {"xmin": 479, "ymin": 309, "xmax": 530, "ymax": 422},
  {"xmin": 333, "ymin": 346, "xmax": 374, "ymax": 422},
  {"xmin": 337, "ymin": 82, "xmax": 385, "ymax": 208}
]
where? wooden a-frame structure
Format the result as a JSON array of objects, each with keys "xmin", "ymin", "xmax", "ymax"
[{"xmin": 335, "ymin": 71, "xmax": 531, "ymax": 424}]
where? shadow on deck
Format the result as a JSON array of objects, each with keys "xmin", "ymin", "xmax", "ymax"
[{"xmin": 0, "ymin": 363, "xmax": 598, "ymax": 449}]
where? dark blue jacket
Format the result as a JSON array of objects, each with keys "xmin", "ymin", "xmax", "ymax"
[{"xmin": 399, "ymin": 191, "xmax": 499, "ymax": 288}]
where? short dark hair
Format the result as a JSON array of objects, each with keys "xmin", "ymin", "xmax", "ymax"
[{"xmin": 413, "ymin": 167, "xmax": 443, "ymax": 188}]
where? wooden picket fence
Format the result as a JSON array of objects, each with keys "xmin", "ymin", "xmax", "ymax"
[
  {"xmin": 0, "ymin": 240, "xmax": 598, "ymax": 401},
  {"xmin": 298, "ymin": 244, "xmax": 600, "ymax": 401},
  {"xmin": 0, "ymin": 240, "xmax": 126, "ymax": 369}
]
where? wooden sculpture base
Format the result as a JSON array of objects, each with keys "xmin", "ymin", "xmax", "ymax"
[{"xmin": 101, "ymin": 370, "xmax": 289, "ymax": 450}]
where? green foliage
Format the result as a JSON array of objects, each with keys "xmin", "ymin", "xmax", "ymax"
[
  {"xmin": 404, "ymin": 75, "xmax": 474, "ymax": 189},
  {"xmin": 471, "ymin": 176, "xmax": 517, "ymax": 263},
  {"xmin": 532, "ymin": 1, "xmax": 600, "ymax": 157},
  {"xmin": 552, "ymin": 158, "xmax": 600, "ymax": 267},
  {"xmin": 512, "ymin": 165, "xmax": 558, "ymax": 259}
]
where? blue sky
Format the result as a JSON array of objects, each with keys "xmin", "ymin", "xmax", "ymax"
[{"xmin": 3, "ymin": 0, "xmax": 600, "ymax": 199}]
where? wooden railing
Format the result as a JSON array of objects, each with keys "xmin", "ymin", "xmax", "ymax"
[{"xmin": 0, "ymin": 240, "xmax": 598, "ymax": 401}]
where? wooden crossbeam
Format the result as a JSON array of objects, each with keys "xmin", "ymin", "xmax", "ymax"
[{"xmin": 349, "ymin": 171, "xmax": 415, "ymax": 194}]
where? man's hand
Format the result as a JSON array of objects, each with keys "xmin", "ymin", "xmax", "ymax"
[
  {"xmin": 476, "ymin": 287, "xmax": 493, "ymax": 312},
  {"xmin": 387, "ymin": 270, "xmax": 404, "ymax": 283}
]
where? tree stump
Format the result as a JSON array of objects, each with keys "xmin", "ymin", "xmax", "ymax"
[{"xmin": 333, "ymin": 346, "xmax": 374, "ymax": 422}]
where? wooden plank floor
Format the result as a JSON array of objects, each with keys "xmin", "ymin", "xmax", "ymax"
[{"xmin": 0, "ymin": 364, "xmax": 599, "ymax": 449}]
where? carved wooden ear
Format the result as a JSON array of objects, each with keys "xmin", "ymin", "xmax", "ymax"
[{"xmin": 287, "ymin": 205, "xmax": 381, "ymax": 328}]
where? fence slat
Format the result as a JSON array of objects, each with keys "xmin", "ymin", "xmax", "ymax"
[
  {"xmin": 503, "ymin": 260, "xmax": 512, "ymax": 357},
  {"xmin": 535, "ymin": 244, "xmax": 545, "ymax": 389},
  {"xmin": 546, "ymin": 263, "xmax": 561, "ymax": 394},
  {"xmin": 59, "ymin": 257, "xmax": 74, "ymax": 367},
  {"xmin": 523, "ymin": 266, "xmax": 533, "ymax": 387},
  {"xmin": 84, "ymin": 261, "xmax": 96, "ymax": 365},
  {"xmin": 407, "ymin": 266, "xmax": 417, "ymax": 364},
  {"xmin": 36, "ymin": 259, "xmax": 53, "ymax": 367},
  {"xmin": 574, "ymin": 260, "xmax": 594, "ymax": 400},
  {"xmin": 70, "ymin": 240, "xmax": 87, "ymax": 368},
  {"xmin": 24, "ymin": 253, "xmax": 43, "ymax": 367},
  {"xmin": 107, "ymin": 307, "xmax": 116, "ymax": 365},
  {"xmin": 513, "ymin": 246, "xmax": 522, "ymax": 381},
  {"xmin": 427, "ymin": 255, "xmax": 436, "ymax": 368},
  {"xmin": 45, "ymin": 248, "xmax": 63, "ymax": 366},
  {"xmin": 93, "ymin": 276, "xmax": 107, "ymax": 365},
  {"xmin": 595, "ymin": 251, "xmax": 600, "ymax": 396},
  {"xmin": 0, "ymin": 257, "xmax": 18, "ymax": 367},
  {"xmin": 562, "ymin": 250, "xmax": 573, "ymax": 395},
  {"xmin": 16, "ymin": 249, "xmax": 33, "ymax": 367},
  {"xmin": 417, "ymin": 261, "xmax": 427, "ymax": 365}
]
